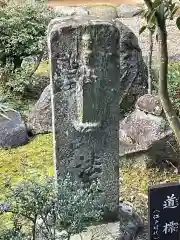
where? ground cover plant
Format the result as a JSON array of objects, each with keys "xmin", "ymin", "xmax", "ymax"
[
  {"xmin": 0, "ymin": 171, "xmax": 104, "ymax": 240},
  {"xmin": 0, "ymin": 0, "xmax": 61, "ymax": 96}
]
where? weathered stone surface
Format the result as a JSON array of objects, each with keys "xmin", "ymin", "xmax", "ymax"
[
  {"xmin": 48, "ymin": 15, "xmax": 120, "ymax": 219},
  {"xmin": 37, "ymin": 222, "xmax": 121, "ymax": 240},
  {"xmin": 119, "ymin": 109, "xmax": 172, "ymax": 155},
  {"xmin": 0, "ymin": 110, "xmax": 29, "ymax": 148},
  {"xmin": 28, "ymin": 76, "xmax": 50, "ymax": 99},
  {"xmin": 68, "ymin": 222, "xmax": 121, "ymax": 240},
  {"xmin": 119, "ymin": 202, "xmax": 143, "ymax": 240},
  {"xmin": 115, "ymin": 19, "xmax": 148, "ymax": 115},
  {"xmin": 135, "ymin": 94, "xmax": 163, "ymax": 116},
  {"xmin": 54, "ymin": 6, "xmax": 89, "ymax": 16},
  {"xmin": 88, "ymin": 6, "xmax": 118, "ymax": 20},
  {"xmin": 28, "ymin": 18, "xmax": 147, "ymax": 135},
  {"xmin": 117, "ymin": 4, "xmax": 142, "ymax": 18},
  {"xmin": 27, "ymin": 85, "xmax": 52, "ymax": 135},
  {"xmin": 119, "ymin": 107, "xmax": 180, "ymax": 168}
]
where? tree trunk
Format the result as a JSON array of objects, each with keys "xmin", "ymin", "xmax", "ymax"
[
  {"xmin": 157, "ymin": 14, "xmax": 180, "ymax": 146},
  {"xmin": 143, "ymin": 0, "xmax": 180, "ymax": 147},
  {"xmin": 32, "ymin": 216, "xmax": 37, "ymax": 240},
  {"xmin": 148, "ymin": 30, "xmax": 153, "ymax": 94},
  {"xmin": 28, "ymin": 52, "xmax": 44, "ymax": 79}
]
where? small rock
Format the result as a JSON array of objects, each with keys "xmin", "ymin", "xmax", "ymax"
[
  {"xmin": 0, "ymin": 110, "xmax": 29, "ymax": 148},
  {"xmin": 119, "ymin": 108, "xmax": 180, "ymax": 168},
  {"xmin": 119, "ymin": 109, "xmax": 171, "ymax": 154},
  {"xmin": 119, "ymin": 202, "xmax": 143, "ymax": 240},
  {"xmin": 135, "ymin": 94, "xmax": 163, "ymax": 116}
]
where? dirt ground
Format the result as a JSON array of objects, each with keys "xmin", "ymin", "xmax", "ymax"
[{"xmin": 48, "ymin": 0, "xmax": 143, "ymax": 7}]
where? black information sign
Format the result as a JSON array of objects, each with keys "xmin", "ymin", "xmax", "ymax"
[{"xmin": 148, "ymin": 182, "xmax": 180, "ymax": 240}]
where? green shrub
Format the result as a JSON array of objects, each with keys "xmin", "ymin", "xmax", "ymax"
[
  {"xmin": 0, "ymin": 0, "xmax": 61, "ymax": 95},
  {"xmin": 0, "ymin": 175, "xmax": 104, "ymax": 240},
  {"xmin": 0, "ymin": 0, "xmax": 57, "ymax": 69},
  {"xmin": 167, "ymin": 61, "xmax": 180, "ymax": 117},
  {"xmin": 1, "ymin": 63, "xmax": 39, "ymax": 94},
  {"xmin": 152, "ymin": 61, "xmax": 180, "ymax": 117}
]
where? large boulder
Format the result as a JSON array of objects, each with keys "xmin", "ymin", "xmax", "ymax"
[
  {"xmin": 115, "ymin": 19, "xmax": 148, "ymax": 115},
  {"xmin": 27, "ymin": 85, "xmax": 52, "ymax": 135},
  {"xmin": 119, "ymin": 95, "xmax": 179, "ymax": 168},
  {"xmin": 0, "ymin": 110, "xmax": 29, "ymax": 148}
]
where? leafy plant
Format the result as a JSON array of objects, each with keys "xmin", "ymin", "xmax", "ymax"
[
  {"xmin": 167, "ymin": 62, "xmax": 180, "ymax": 117},
  {"xmin": 1, "ymin": 63, "xmax": 39, "ymax": 95},
  {"xmin": 0, "ymin": 174, "xmax": 104, "ymax": 240},
  {"xmin": 0, "ymin": 92, "xmax": 16, "ymax": 119},
  {"xmin": 0, "ymin": 0, "xmax": 62, "ymax": 94},
  {"xmin": 0, "ymin": 0, "xmax": 58, "ymax": 70},
  {"xmin": 151, "ymin": 61, "xmax": 180, "ymax": 117}
]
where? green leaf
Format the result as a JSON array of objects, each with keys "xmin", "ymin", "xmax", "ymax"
[
  {"xmin": 139, "ymin": 25, "xmax": 147, "ymax": 34},
  {"xmin": 152, "ymin": 0, "xmax": 161, "ymax": 9},
  {"xmin": 164, "ymin": 6, "xmax": 170, "ymax": 19},
  {"xmin": 148, "ymin": 23, "xmax": 156, "ymax": 33},
  {"xmin": 176, "ymin": 16, "xmax": 180, "ymax": 30},
  {"xmin": 170, "ymin": 6, "xmax": 180, "ymax": 19},
  {"xmin": 155, "ymin": 33, "xmax": 159, "ymax": 42},
  {"xmin": 169, "ymin": 2, "xmax": 175, "ymax": 12}
]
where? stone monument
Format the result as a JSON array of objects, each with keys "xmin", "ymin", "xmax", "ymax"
[{"xmin": 48, "ymin": 15, "xmax": 120, "ymax": 220}]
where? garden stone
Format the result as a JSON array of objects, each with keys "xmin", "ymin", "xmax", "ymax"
[
  {"xmin": 0, "ymin": 110, "xmax": 29, "ymax": 148},
  {"xmin": 117, "ymin": 4, "xmax": 142, "ymax": 18},
  {"xmin": 28, "ymin": 76, "xmax": 50, "ymax": 99},
  {"xmin": 37, "ymin": 222, "xmax": 122, "ymax": 240},
  {"xmin": 65, "ymin": 222, "xmax": 121, "ymax": 240},
  {"xmin": 27, "ymin": 85, "xmax": 52, "ymax": 135},
  {"xmin": 119, "ymin": 95, "xmax": 180, "ymax": 168},
  {"xmin": 54, "ymin": 6, "xmax": 89, "ymax": 16},
  {"xmin": 115, "ymin": 19, "xmax": 148, "ymax": 115},
  {"xmin": 88, "ymin": 5, "xmax": 118, "ymax": 20},
  {"xmin": 135, "ymin": 94, "xmax": 163, "ymax": 116},
  {"xmin": 48, "ymin": 15, "xmax": 120, "ymax": 220},
  {"xmin": 119, "ymin": 202, "xmax": 143, "ymax": 240}
]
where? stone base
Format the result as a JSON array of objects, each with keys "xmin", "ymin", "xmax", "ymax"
[
  {"xmin": 37, "ymin": 202, "xmax": 143, "ymax": 240},
  {"xmin": 70, "ymin": 222, "xmax": 120, "ymax": 240},
  {"xmin": 68, "ymin": 203, "xmax": 143, "ymax": 240},
  {"xmin": 119, "ymin": 134, "xmax": 180, "ymax": 169}
]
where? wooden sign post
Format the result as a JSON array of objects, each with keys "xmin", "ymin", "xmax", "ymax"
[{"xmin": 148, "ymin": 182, "xmax": 180, "ymax": 240}]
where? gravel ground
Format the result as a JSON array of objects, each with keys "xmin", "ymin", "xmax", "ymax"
[{"xmin": 120, "ymin": 15, "xmax": 180, "ymax": 63}]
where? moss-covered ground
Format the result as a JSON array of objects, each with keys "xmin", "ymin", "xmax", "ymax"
[
  {"xmin": 0, "ymin": 134, "xmax": 54, "ymax": 197},
  {"xmin": 0, "ymin": 133, "xmax": 180, "ymax": 226}
]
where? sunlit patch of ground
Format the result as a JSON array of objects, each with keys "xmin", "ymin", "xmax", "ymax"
[{"xmin": 48, "ymin": 0, "xmax": 144, "ymax": 7}]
